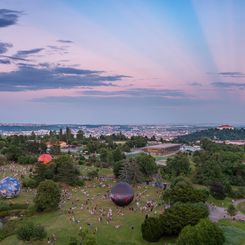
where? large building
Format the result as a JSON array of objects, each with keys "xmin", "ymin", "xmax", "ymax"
[
  {"xmin": 143, "ymin": 143, "xmax": 181, "ymax": 155},
  {"xmin": 217, "ymin": 124, "xmax": 234, "ymax": 130}
]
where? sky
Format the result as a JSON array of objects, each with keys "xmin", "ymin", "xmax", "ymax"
[{"xmin": 0, "ymin": 0, "xmax": 245, "ymax": 124}]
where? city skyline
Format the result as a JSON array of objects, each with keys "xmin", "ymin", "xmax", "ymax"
[{"xmin": 0, "ymin": 0, "xmax": 245, "ymax": 124}]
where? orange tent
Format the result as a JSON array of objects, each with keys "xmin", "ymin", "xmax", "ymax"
[{"xmin": 38, "ymin": 154, "xmax": 53, "ymax": 164}]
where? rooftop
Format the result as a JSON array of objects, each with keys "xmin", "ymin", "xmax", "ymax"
[{"xmin": 143, "ymin": 143, "xmax": 181, "ymax": 149}]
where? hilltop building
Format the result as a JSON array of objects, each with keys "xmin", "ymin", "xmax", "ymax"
[{"xmin": 217, "ymin": 124, "xmax": 234, "ymax": 130}]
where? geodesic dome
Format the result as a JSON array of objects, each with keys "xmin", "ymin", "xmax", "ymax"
[
  {"xmin": 0, "ymin": 177, "xmax": 21, "ymax": 198},
  {"xmin": 110, "ymin": 182, "xmax": 134, "ymax": 206},
  {"xmin": 38, "ymin": 153, "xmax": 53, "ymax": 164}
]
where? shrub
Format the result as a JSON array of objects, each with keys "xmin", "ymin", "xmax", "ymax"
[
  {"xmin": 177, "ymin": 219, "xmax": 225, "ymax": 245},
  {"xmin": 87, "ymin": 169, "xmax": 99, "ymax": 179},
  {"xmin": 79, "ymin": 228, "xmax": 97, "ymax": 245},
  {"xmin": 141, "ymin": 216, "xmax": 162, "ymax": 242},
  {"xmin": 21, "ymin": 176, "xmax": 38, "ymax": 188},
  {"xmin": 34, "ymin": 180, "xmax": 61, "ymax": 212},
  {"xmin": 227, "ymin": 204, "xmax": 237, "ymax": 216},
  {"xmin": 0, "ymin": 220, "xmax": 18, "ymax": 241},
  {"xmin": 69, "ymin": 237, "xmax": 79, "ymax": 245},
  {"xmin": 17, "ymin": 222, "xmax": 47, "ymax": 241},
  {"xmin": 229, "ymin": 187, "xmax": 245, "ymax": 199}
]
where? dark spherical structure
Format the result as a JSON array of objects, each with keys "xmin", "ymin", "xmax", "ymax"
[
  {"xmin": 110, "ymin": 182, "xmax": 134, "ymax": 206},
  {"xmin": 0, "ymin": 177, "xmax": 21, "ymax": 198}
]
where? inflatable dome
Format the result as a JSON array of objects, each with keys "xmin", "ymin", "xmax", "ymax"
[
  {"xmin": 38, "ymin": 154, "xmax": 53, "ymax": 164},
  {"xmin": 110, "ymin": 182, "xmax": 134, "ymax": 206},
  {"xmin": 0, "ymin": 177, "xmax": 21, "ymax": 198}
]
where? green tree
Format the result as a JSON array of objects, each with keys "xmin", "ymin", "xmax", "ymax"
[
  {"xmin": 160, "ymin": 202, "xmax": 209, "ymax": 236},
  {"xmin": 76, "ymin": 130, "xmax": 84, "ymax": 141},
  {"xmin": 136, "ymin": 153, "xmax": 157, "ymax": 178},
  {"xmin": 141, "ymin": 202, "xmax": 209, "ymax": 242},
  {"xmin": 54, "ymin": 155, "xmax": 80, "ymax": 185},
  {"xmin": 163, "ymin": 185, "xmax": 209, "ymax": 205},
  {"xmin": 34, "ymin": 180, "xmax": 61, "ymax": 212},
  {"xmin": 112, "ymin": 147, "xmax": 125, "ymax": 162},
  {"xmin": 113, "ymin": 160, "xmax": 124, "ymax": 178},
  {"xmin": 163, "ymin": 153, "xmax": 191, "ymax": 177},
  {"xmin": 33, "ymin": 163, "xmax": 55, "ymax": 183},
  {"xmin": 210, "ymin": 182, "xmax": 226, "ymax": 200},
  {"xmin": 119, "ymin": 158, "xmax": 144, "ymax": 184},
  {"xmin": 2, "ymin": 145, "xmax": 22, "ymax": 161}
]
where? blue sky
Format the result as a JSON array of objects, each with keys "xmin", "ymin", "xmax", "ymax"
[{"xmin": 0, "ymin": 0, "xmax": 245, "ymax": 124}]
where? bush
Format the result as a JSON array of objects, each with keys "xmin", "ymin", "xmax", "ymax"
[
  {"xmin": 69, "ymin": 237, "xmax": 79, "ymax": 245},
  {"xmin": 141, "ymin": 216, "xmax": 162, "ymax": 242},
  {"xmin": 229, "ymin": 187, "xmax": 245, "ymax": 199},
  {"xmin": 0, "ymin": 220, "xmax": 18, "ymax": 240},
  {"xmin": 21, "ymin": 176, "xmax": 38, "ymax": 188},
  {"xmin": 79, "ymin": 228, "xmax": 97, "ymax": 245},
  {"xmin": 87, "ymin": 169, "xmax": 99, "ymax": 179},
  {"xmin": 34, "ymin": 180, "xmax": 61, "ymax": 212},
  {"xmin": 17, "ymin": 222, "xmax": 47, "ymax": 241},
  {"xmin": 227, "ymin": 204, "xmax": 237, "ymax": 216},
  {"xmin": 177, "ymin": 219, "xmax": 225, "ymax": 245},
  {"xmin": 0, "ymin": 202, "xmax": 28, "ymax": 211}
]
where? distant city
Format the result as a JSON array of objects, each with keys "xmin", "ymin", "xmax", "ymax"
[{"xmin": 0, "ymin": 123, "xmax": 215, "ymax": 140}]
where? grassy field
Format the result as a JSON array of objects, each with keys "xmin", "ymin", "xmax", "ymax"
[
  {"xmin": 219, "ymin": 220, "xmax": 245, "ymax": 245},
  {"xmin": 0, "ymin": 164, "xmax": 174, "ymax": 245},
  {"xmin": 208, "ymin": 196, "xmax": 232, "ymax": 208}
]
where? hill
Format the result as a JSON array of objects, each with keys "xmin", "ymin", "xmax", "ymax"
[{"xmin": 176, "ymin": 128, "xmax": 245, "ymax": 143}]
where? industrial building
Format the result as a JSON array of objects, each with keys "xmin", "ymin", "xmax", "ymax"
[{"xmin": 142, "ymin": 143, "xmax": 181, "ymax": 155}]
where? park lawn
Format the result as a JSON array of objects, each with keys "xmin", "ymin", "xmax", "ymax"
[
  {"xmin": 208, "ymin": 196, "xmax": 232, "ymax": 208},
  {"xmin": 79, "ymin": 165, "xmax": 113, "ymax": 177},
  {"xmin": 237, "ymin": 202, "xmax": 245, "ymax": 215},
  {"xmin": 219, "ymin": 219, "xmax": 245, "ymax": 245},
  {"xmin": 0, "ymin": 164, "xmax": 172, "ymax": 245}
]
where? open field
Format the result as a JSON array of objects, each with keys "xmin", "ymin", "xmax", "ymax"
[
  {"xmin": 0, "ymin": 164, "xmax": 174, "ymax": 245},
  {"xmin": 219, "ymin": 220, "xmax": 245, "ymax": 245}
]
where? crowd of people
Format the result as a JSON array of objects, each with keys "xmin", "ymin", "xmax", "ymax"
[{"xmin": 57, "ymin": 178, "xmax": 162, "ymax": 234}]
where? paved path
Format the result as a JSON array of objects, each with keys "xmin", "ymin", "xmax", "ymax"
[{"xmin": 208, "ymin": 199, "xmax": 245, "ymax": 222}]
